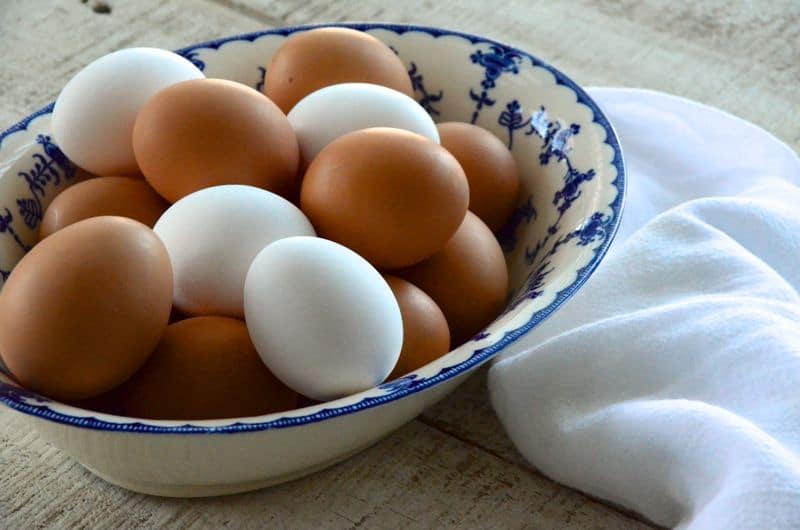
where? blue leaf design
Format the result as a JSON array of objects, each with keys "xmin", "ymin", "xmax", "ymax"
[
  {"xmin": 408, "ymin": 62, "xmax": 443, "ymax": 117},
  {"xmin": 16, "ymin": 198, "xmax": 41, "ymax": 229}
]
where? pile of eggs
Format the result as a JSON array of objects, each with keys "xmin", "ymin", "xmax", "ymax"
[{"xmin": 0, "ymin": 28, "xmax": 520, "ymax": 420}]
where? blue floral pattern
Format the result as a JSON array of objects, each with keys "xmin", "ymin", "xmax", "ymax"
[
  {"xmin": 408, "ymin": 62, "xmax": 443, "ymax": 116},
  {"xmin": 469, "ymin": 44, "xmax": 523, "ymax": 123},
  {"xmin": 0, "ymin": 134, "xmax": 75, "ymax": 279},
  {"xmin": 492, "ymin": 99, "xmax": 610, "ymax": 310}
]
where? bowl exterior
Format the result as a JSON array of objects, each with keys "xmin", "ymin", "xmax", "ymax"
[
  {"xmin": 24, "ymin": 373, "xmax": 465, "ymax": 497},
  {"xmin": 0, "ymin": 23, "xmax": 624, "ymax": 496}
]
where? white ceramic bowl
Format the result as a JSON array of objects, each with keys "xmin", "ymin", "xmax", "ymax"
[{"xmin": 0, "ymin": 23, "xmax": 624, "ymax": 497}]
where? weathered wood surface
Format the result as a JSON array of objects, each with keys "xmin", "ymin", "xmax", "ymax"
[{"xmin": 1, "ymin": 1, "xmax": 797, "ymax": 528}]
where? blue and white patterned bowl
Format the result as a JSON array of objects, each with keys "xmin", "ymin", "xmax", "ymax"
[{"xmin": 0, "ymin": 23, "xmax": 624, "ymax": 497}]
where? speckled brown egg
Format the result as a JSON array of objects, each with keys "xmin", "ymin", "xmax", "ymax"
[
  {"xmin": 384, "ymin": 276, "xmax": 450, "ymax": 380},
  {"xmin": 0, "ymin": 216, "xmax": 173, "ymax": 401},
  {"xmin": 39, "ymin": 176, "xmax": 168, "ymax": 239},
  {"xmin": 300, "ymin": 128, "xmax": 469, "ymax": 269},
  {"xmin": 437, "ymin": 122, "xmax": 520, "ymax": 231},
  {"xmin": 397, "ymin": 211, "xmax": 508, "ymax": 346},
  {"xmin": 264, "ymin": 27, "xmax": 414, "ymax": 113},
  {"xmin": 133, "ymin": 78, "xmax": 299, "ymax": 203},
  {"xmin": 114, "ymin": 317, "xmax": 298, "ymax": 420}
]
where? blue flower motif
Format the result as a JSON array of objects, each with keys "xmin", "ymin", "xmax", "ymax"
[
  {"xmin": 525, "ymin": 109, "xmax": 581, "ymax": 165},
  {"xmin": 528, "ymin": 106, "xmax": 550, "ymax": 140},
  {"xmin": 470, "ymin": 45, "xmax": 523, "ymax": 89},
  {"xmin": 17, "ymin": 198, "xmax": 41, "ymax": 229},
  {"xmin": 567, "ymin": 212, "xmax": 614, "ymax": 247},
  {"xmin": 0, "ymin": 208, "xmax": 28, "ymax": 252},
  {"xmin": 499, "ymin": 101, "xmax": 597, "ymax": 272},
  {"xmin": 498, "ymin": 194, "xmax": 536, "ymax": 253},
  {"xmin": 37, "ymin": 134, "xmax": 75, "ymax": 179},
  {"xmin": 498, "ymin": 100, "xmax": 531, "ymax": 149},
  {"xmin": 468, "ymin": 44, "xmax": 523, "ymax": 123},
  {"xmin": 408, "ymin": 62, "xmax": 443, "ymax": 117},
  {"xmin": 14, "ymin": 135, "xmax": 76, "ymax": 233}
]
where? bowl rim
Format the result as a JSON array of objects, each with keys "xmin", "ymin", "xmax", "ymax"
[{"xmin": 0, "ymin": 22, "xmax": 625, "ymax": 434}]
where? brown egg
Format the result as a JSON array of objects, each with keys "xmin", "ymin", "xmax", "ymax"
[
  {"xmin": 301, "ymin": 128, "xmax": 469, "ymax": 268},
  {"xmin": 397, "ymin": 211, "xmax": 508, "ymax": 346},
  {"xmin": 265, "ymin": 27, "xmax": 414, "ymax": 114},
  {"xmin": 437, "ymin": 122, "xmax": 520, "ymax": 231},
  {"xmin": 133, "ymin": 78, "xmax": 299, "ymax": 203},
  {"xmin": 384, "ymin": 276, "xmax": 450, "ymax": 380},
  {"xmin": 0, "ymin": 216, "xmax": 173, "ymax": 401},
  {"xmin": 39, "ymin": 176, "xmax": 168, "ymax": 239},
  {"xmin": 114, "ymin": 317, "xmax": 298, "ymax": 420}
]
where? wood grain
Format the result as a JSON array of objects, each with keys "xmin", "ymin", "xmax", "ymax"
[{"xmin": 1, "ymin": 0, "xmax": 796, "ymax": 528}]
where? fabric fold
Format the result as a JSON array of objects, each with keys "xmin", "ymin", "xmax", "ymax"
[{"xmin": 490, "ymin": 88, "xmax": 800, "ymax": 529}]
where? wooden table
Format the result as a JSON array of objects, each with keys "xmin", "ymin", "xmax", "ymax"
[{"xmin": 1, "ymin": 1, "xmax": 797, "ymax": 528}]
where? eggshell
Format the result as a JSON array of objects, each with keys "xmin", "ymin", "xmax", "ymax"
[
  {"xmin": 52, "ymin": 48, "xmax": 204, "ymax": 176},
  {"xmin": 300, "ymin": 128, "xmax": 469, "ymax": 269},
  {"xmin": 244, "ymin": 237, "xmax": 403, "ymax": 401},
  {"xmin": 384, "ymin": 276, "xmax": 450, "ymax": 380},
  {"xmin": 265, "ymin": 27, "xmax": 414, "ymax": 113},
  {"xmin": 112, "ymin": 317, "xmax": 298, "ymax": 420},
  {"xmin": 288, "ymin": 83, "xmax": 438, "ymax": 166},
  {"xmin": 153, "ymin": 185, "xmax": 315, "ymax": 318},
  {"xmin": 133, "ymin": 78, "xmax": 299, "ymax": 203},
  {"xmin": 438, "ymin": 122, "xmax": 520, "ymax": 231},
  {"xmin": 39, "ymin": 176, "xmax": 168, "ymax": 239},
  {"xmin": 0, "ymin": 216, "xmax": 173, "ymax": 401},
  {"xmin": 397, "ymin": 212, "xmax": 508, "ymax": 346}
]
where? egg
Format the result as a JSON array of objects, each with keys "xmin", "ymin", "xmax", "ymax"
[
  {"xmin": 288, "ymin": 83, "xmax": 438, "ymax": 166},
  {"xmin": 265, "ymin": 27, "xmax": 414, "ymax": 113},
  {"xmin": 153, "ymin": 185, "xmax": 315, "ymax": 318},
  {"xmin": 39, "ymin": 176, "xmax": 168, "ymax": 239},
  {"xmin": 133, "ymin": 78, "xmax": 299, "ymax": 203},
  {"xmin": 301, "ymin": 128, "xmax": 469, "ymax": 268},
  {"xmin": 112, "ymin": 317, "xmax": 298, "ymax": 420},
  {"xmin": 52, "ymin": 48, "xmax": 204, "ymax": 177},
  {"xmin": 397, "ymin": 212, "xmax": 508, "ymax": 346},
  {"xmin": 437, "ymin": 122, "xmax": 521, "ymax": 231},
  {"xmin": 244, "ymin": 237, "xmax": 403, "ymax": 401},
  {"xmin": 0, "ymin": 216, "xmax": 172, "ymax": 401},
  {"xmin": 384, "ymin": 276, "xmax": 450, "ymax": 380}
]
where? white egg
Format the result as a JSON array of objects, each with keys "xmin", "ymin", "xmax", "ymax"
[
  {"xmin": 287, "ymin": 82, "xmax": 439, "ymax": 164},
  {"xmin": 52, "ymin": 48, "xmax": 204, "ymax": 176},
  {"xmin": 244, "ymin": 237, "xmax": 403, "ymax": 401},
  {"xmin": 153, "ymin": 185, "xmax": 315, "ymax": 318}
]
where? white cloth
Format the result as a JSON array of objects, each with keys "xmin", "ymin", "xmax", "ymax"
[{"xmin": 489, "ymin": 88, "xmax": 800, "ymax": 530}]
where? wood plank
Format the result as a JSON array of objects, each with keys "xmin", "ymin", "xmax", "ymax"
[{"xmin": 1, "ymin": 408, "xmax": 650, "ymax": 529}]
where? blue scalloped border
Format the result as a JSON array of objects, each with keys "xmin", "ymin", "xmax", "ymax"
[{"xmin": 0, "ymin": 23, "xmax": 625, "ymax": 434}]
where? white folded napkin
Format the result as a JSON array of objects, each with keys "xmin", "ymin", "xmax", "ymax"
[{"xmin": 490, "ymin": 88, "xmax": 800, "ymax": 530}]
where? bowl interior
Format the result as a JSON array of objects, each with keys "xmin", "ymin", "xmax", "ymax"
[{"xmin": 0, "ymin": 23, "xmax": 623, "ymax": 433}]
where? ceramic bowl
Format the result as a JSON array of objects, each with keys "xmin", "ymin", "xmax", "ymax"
[{"xmin": 0, "ymin": 23, "xmax": 624, "ymax": 497}]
